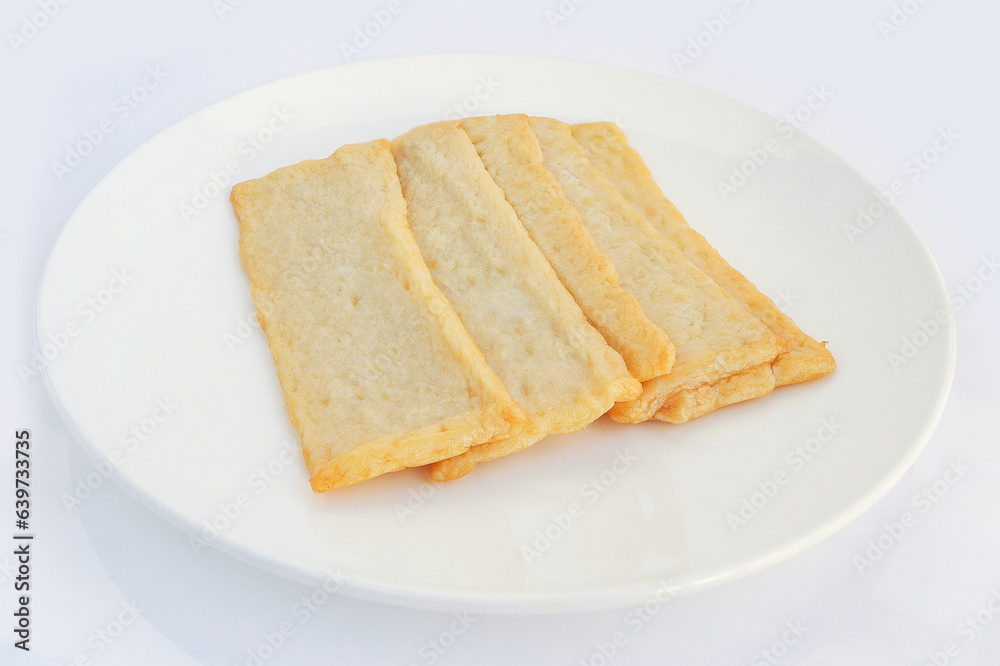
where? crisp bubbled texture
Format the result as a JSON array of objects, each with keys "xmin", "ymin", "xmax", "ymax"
[
  {"xmin": 528, "ymin": 116, "xmax": 784, "ymax": 423},
  {"xmin": 392, "ymin": 122, "xmax": 640, "ymax": 480},
  {"xmin": 232, "ymin": 140, "xmax": 522, "ymax": 491},
  {"xmin": 459, "ymin": 114, "xmax": 675, "ymax": 383},
  {"xmin": 572, "ymin": 121, "xmax": 835, "ymax": 389}
]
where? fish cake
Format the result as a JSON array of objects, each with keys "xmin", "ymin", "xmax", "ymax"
[
  {"xmin": 391, "ymin": 122, "xmax": 641, "ymax": 480},
  {"xmin": 528, "ymin": 117, "xmax": 783, "ymax": 423},
  {"xmin": 459, "ymin": 114, "xmax": 675, "ymax": 382},
  {"xmin": 231, "ymin": 140, "xmax": 525, "ymax": 491},
  {"xmin": 572, "ymin": 121, "xmax": 835, "ymax": 400}
]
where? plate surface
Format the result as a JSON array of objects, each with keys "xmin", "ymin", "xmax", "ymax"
[{"xmin": 37, "ymin": 54, "xmax": 954, "ymax": 613}]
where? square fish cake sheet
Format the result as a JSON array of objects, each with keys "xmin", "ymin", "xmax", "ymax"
[
  {"xmin": 528, "ymin": 117, "xmax": 784, "ymax": 423},
  {"xmin": 231, "ymin": 140, "xmax": 525, "ymax": 491},
  {"xmin": 459, "ymin": 114, "xmax": 675, "ymax": 383},
  {"xmin": 571, "ymin": 121, "xmax": 835, "ymax": 421},
  {"xmin": 391, "ymin": 122, "xmax": 641, "ymax": 481}
]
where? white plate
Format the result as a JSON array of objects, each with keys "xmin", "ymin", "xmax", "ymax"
[{"xmin": 37, "ymin": 54, "xmax": 954, "ymax": 613}]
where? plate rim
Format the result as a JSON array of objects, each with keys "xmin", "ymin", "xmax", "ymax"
[{"xmin": 36, "ymin": 52, "xmax": 957, "ymax": 614}]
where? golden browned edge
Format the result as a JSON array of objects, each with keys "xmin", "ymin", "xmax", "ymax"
[
  {"xmin": 428, "ymin": 422, "xmax": 550, "ymax": 482},
  {"xmin": 389, "ymin": 122, "xmax": 640, "ymax": 482},
  {"xmin": 607, "ymin": 334, "xmax": 781, "ymax": 423},
  {"xmin": 655, "ymin": 363, "xmax": 776, "ymax": 424},
  {"xmin": 525, "ymin": 116, "xmax": 781, "ymax": 424},
  {"xmin": 457, "ymin": 114, "xmax": 676, "ymax": 382},
  {"xmin": 231, "ymin": 140, "xmax": 526, "ymax": 492},
  {"xmin": 308, "ymin": 412, "xmax": 522, "ymax": 491},
  {"xmin": 430, "ymin": 368, "xmax": 640, "ymax": 482},
  {"xmin": 571, "ymin": 122, "xmax": 836, "ymax": 390}
]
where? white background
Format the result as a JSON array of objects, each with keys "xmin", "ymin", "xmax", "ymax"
[{"xmin": 2, "ymin": 0, "xmax": 999, "ymax": 664}]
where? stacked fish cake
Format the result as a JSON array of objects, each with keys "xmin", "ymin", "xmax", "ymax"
[
  {"xmin": 230, "ymin": 116, "xmax": 835, "ymax": 492},
  {"xmin": 231, "ymin": 141, "xmax": 526, "ymax": 492},
  {"xmin": 391, "ymin": 122, "xmax": 641, "ymax": 482}
]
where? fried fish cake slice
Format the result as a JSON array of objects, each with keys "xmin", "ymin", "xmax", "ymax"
[
  {"xmin": 231, "ymin": 140, "xmax": 525, "ymax": 492},
  {"xmin": 528, "ymin": 117, "xmax": 783, "ymax": 423},
  {"xmin": 458, "ymin": 114, "xmax": 675, "ymax": 382},
  {"xmin": 391, "ymin": 122, "xmax": 641, "ymax": 481},
  {"xmin": 571, "ymin": 121, "xmax": 835, "ymax": 395},
  {"xmin": 656, "ymin": 363, "xmax": 776, "ymax": 424}
]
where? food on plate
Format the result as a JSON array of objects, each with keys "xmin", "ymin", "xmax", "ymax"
[
  {"xmin": 230, "ymin": 115, "xmax": 834, "ymax": 491},
  {"xmin": 231, "ymin": 140, "xmax": 525, "ymax": 491},
  {"xmin": 656, "ymin": 362, "xmax": 775, "ymax": 424},
  {"xmin": 571, "ymin": 121, "xmax": 836, "ymax": 420},
  {"xmin": 459, "ymin": 114, "xmax": 675, "ymax": 382},
  {"xmin": 391, "ymin": 122, "xmax": 641, "ymax": 481},
  {"xmin": 527, "ymin": 116, "xmax": 785, "ymax": 423}
]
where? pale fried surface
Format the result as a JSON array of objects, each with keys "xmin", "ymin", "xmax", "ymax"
[
  {"xmin": 429, "ymin": 422, "xmax": 551, "ymax": 482},
  {"xmin": 528, "ymin": 117, "xmax": 782, "ymax": 423},
  {"xmin": 392, "ymin": 122, "xmax": 641, "ymax": 480},
  {"xmin": 459, "ymin": 114, "xmax": 675, "ymax": 382},
  {"xmin": 572, "ymin": 122, "xmax": 836, "ymax": 387},
  {"xmin": 231, "ymin": 140, "xmax": 524, "ymax": 492},
  {"xmin": 656, "ymin": 363, "xmax": 775, "ymax": 424}
]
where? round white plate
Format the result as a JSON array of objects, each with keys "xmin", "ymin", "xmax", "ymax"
[{"xmin": 38, "ymin": 54, "xmax": 954, "ymax": 613}]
